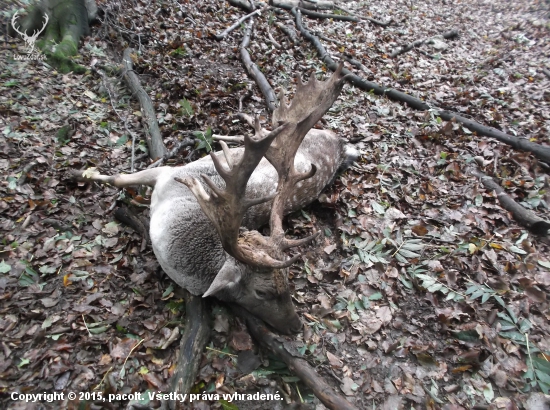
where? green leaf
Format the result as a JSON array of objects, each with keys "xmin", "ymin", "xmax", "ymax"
[
  {"xmin": 368, "ymin": 292, "xmax": 383, "ymax": 301},
  {"xmin": 401, "ymin": 242, "xmax": 425, "ymax": 251},
  {"xmin": 483, "ymin": 383, "xmax": 494, "ymax": 403},
  {"xmin": 18, "ymin": 358, "xmax": 30, "ymax": 367},
  {"xmin": 499, "ymin": 331, "xmax": 524, "ymax": 342},
  {"xmin": 178, "ymin": 98, "xmax": 194, "ymax": 117},
  {"xmin": 519, "ymin": 319, "xmax": 532, "ymax": 333},
  {"xmin": 533, "ymin": 357, "xmax": 550, "ymax": 374},
  {"xmin": 470, "ymin": 289, "xmax": 485, "ymax": 300},
  {"xmin": 538, "ymin": 260, "xmax": 550, "ymax": 269},
  {"xmin": 427, "ymin": 283, "xmax": 443, "ymax": 293},
  {"xmin": 0, "ymin": 260, "xmax": 11, "ymax": 273},
  {"xmin": 162, "ymin": 284, "xmax": 174, "ymax": 298},
  {"xmin": 481, "ymin": 292, "xmax": 491, "ymax": 304},
  {"xmin": 8, "ymin": 177, "xmax": 17, "ymax": 190},
  {"xmin": 493, "ymin": 295, "xmax": 506, "ymax": 308},
  {"xmin": 535, "ymin": 370, "xmax": 550, "ymax": 385},
  {"xmin": 116, "ymin": 134, "xmax": 128, "ymax": 146},
  {"xmin": 371, "ymin": 201, "xmax": 385, "ymax": 215},
  {"xmin": 399, "ymin": 275, "xmax": 413, "ymax": 289},
  {"xmin": 398, "ymin": 248, "xmax": 421, "ymax": 258}
]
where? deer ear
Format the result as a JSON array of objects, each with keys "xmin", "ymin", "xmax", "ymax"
[{"xmin": 203, "ymin": 255, "xmax": 242, "ymax": 297}]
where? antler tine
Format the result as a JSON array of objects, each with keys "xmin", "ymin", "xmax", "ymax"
[
  {"xmin": 177, "ymin": 64, "xmax": 348, "ymax": 270},
  {"xmin": 175, "ymin": 123, "xmax": 289, "ymax": 265}
]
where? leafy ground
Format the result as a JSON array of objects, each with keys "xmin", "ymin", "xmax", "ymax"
[{"xmin": 1, "ymin": 0, "xmax": 550, "ymax": 409}]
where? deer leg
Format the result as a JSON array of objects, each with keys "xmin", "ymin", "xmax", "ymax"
[{"xmin": 69, "ymin": 167, "xmax": 169, "ymax": 188}]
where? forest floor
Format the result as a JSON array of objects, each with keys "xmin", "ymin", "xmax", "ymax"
[{"xmin": 1, "ymin": 0, "xmax": 550, "ymax": 409}]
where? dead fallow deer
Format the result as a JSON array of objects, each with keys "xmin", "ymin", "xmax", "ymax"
[{"xmin": 74, "ymin": 64, "xmax": 358, "ymax": 334}]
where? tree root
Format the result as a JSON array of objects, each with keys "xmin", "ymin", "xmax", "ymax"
[
  {"xmin": 292, "ymin": 9, "xmax": 550, "ymax": 164},
  {"xmin": 122, "ymin": 48, "xmax": 167, "ymax": 160},
  {"xmin": 240, "ymin": 17, "xmax": 278, "ymax": 111},
  {"xmin": 390, "ymin": 29, "xmax": 459, "ymax": 57},
  {"xmin": 470, "ymin": 168, "xmax": 550, "ymax": 235},
  {"xmin": 230, "ymin": 304, "xmax": 359, "ymax": 410}
]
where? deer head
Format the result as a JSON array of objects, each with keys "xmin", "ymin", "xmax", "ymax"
[
  {"xmin": 175, "ymin": 63, "xmax": 350, "ymax": 333},
  {"xmin": 11, "ymin": 11, "xmax": 49, "ymax": 54}
]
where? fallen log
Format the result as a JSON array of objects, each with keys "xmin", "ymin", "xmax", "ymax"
[
  {"xmin": 470, "ymin": 168, "xmax": 550, "ymax": 235},
  {"xmin": 292, "ymin": 9, "xmax": 550, "ymax": 164},
  {"xmin": 122, "ymin": 48, "xmax": 167, "ymax": 160}
]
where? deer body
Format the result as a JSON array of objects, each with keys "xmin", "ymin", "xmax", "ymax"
[{"xmin": 77, "ymin": 66, "xmax": 356, "ymax": 334}]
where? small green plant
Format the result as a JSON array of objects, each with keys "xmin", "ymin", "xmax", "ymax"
[
  {"xmin": 194, "ymin": 127, "xmax": 213, "ymax": 152},
  {"xmin": 178, "ymin": 98, "xmax": 194, "ymax": 117}
]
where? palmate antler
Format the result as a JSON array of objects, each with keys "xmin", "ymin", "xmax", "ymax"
[
  {"xmin": 11, "ymin": 11, "xmax": 49, "ymax": 54},
  {"xmin": 176, "ymin": 63, "xmax": 349, "ymax": 269}
]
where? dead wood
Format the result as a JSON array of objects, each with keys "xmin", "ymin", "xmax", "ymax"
[
  {"xmin": 240, "ymin": 18, "xmax": 278, "ymax": 111},
  {"xmin": 276, "ymin": 21, "xmax": 299, "ymax": 43},
  {"xmin": 214, "ymin": 6, "xmax": 267, "ymax": 40},
  {"xmin": 270, "ymin": 0, "xmax": 336, "ymax": 11},
  {"xmin": 542, "ymin": 68, "xmax": 550, "ymax": 79},
  {"xmin": 167, "ymin": 291, "xmax": 211, "ymax": 410},
  {"xmin": 230, "ymin": 304, "xmax": 359, "ymax": 410},
  {"xmin": 147, "ymin": 137, "xmax": 196, "ymax": 168},
  {"xmin": 113, "ymin": 207, "xmax": 150, "ymax": 243},
  {"xmin": 292, "ymin": 9, "xmax": 550, "ymax": 164},
  {"xmin": 17, "ymin": 161, "xmax": 37, "ymax": 186},
  {"xmin": 470, "ymin": 169, "xmax": 550, "ymax": 235},
  {"xmin": 390, "ymin": 29, "xmax": 459, "ymax": 57},
  {"xmin": 335, "ymin": 5, "xmax": 392, "ymax": 26},
  {"xmin": 122, "ymin": 48, "xmax": 167, "ymax": 160},
  {"xmin": 228, "ymin": 0, "xmax": 258, "ymax": 13},
  {"xmin": 296, "ymin": 8, "xmax": 359, "ymax": 21}
]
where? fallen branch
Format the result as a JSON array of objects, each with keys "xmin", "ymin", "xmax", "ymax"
[
  {"xmin": 18, "ymin": 161, "xmax": 37, "ymax": 186},
  {"xmin": 334, "ymin": 5, "xmax": 392, "ymax": 26},
  {"xmin": 122, "ymin": 48, "xmax": 167, "ymax": 160},
  {"xmin": 228, "ymin": 0, "xmax": 258, "ymax": 13},
  {"xmin": 214, "ymin": 6, "xmax": 267, "ymax": 40},
  {"xmin": 147, "ymin": 137, "xmax": 196, "ymax": 168},
  {"xmin": 113, "ymin": 207, "xmax": 150, "ymax": 243},
  {"xmin": 542, "ymin": 68, "xmax": 550, "ymax": 80},
  {"xmin": 292, "ymin": 9, "xmax": 550, "ymax": 164},
  {"xmin": 167, "ymin": 291, "xmax": 210, "ymax": 410},
  {"xmin": 270, "ymin": 0, "xmax": 335, "ymax": 11},
  {"xmin": 230, "ymin": 304, "xmax": 359, "ymax": 410},
  {"xmin": 296, "ymin": 7, "xmax": 359, "ymax": 21},
  {"xmin": 390, "ymin": 29, "xmax": 459, "ymax": 58},
  {"xmin": 470, "ymin": 168, "xmax": 550, "ymax": 235},
  {"xmin": 240, "ymin": 18, "xmax": 278, "ymax": 111},
  {"xmin": 276, "ymin": 21, "xmax": 299, "ymax": 43}
]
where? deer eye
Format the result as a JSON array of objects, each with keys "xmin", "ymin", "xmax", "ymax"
[{"xmin": 255, "ymin": 290, "xmax": 271, "ymax": 299}]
